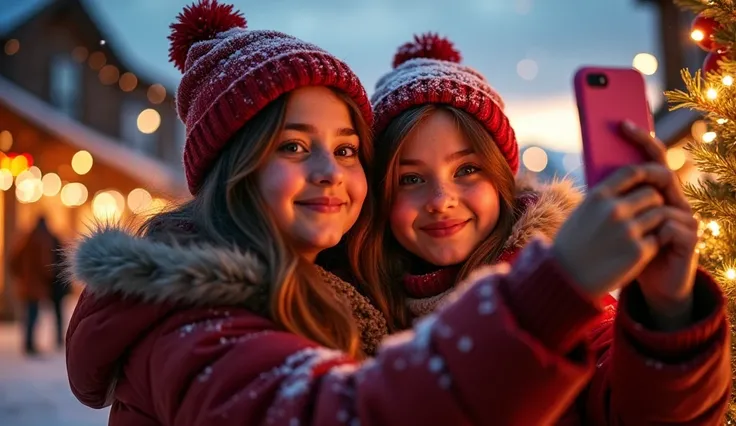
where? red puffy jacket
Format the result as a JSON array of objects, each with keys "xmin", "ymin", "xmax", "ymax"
[{"xmin": 65, "ymin": 228, "xmax": 729, "ymax": 425}]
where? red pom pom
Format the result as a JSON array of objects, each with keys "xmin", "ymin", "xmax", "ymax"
[
  {"xmin": 392, "ymin": 32, "xmax": 462, "ymax": 68},
  {"xmin": 168, "ymin": 0, "xmax": 247, "ymax": 72}
]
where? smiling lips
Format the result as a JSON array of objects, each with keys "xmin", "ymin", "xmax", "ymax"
[
  {"xmin": 419, "ymin": 219, "xmax": 470, "ymax": 238},
  {"xmin": 295, "ymin": 197, "xmax": 346, "ymax": 213}
]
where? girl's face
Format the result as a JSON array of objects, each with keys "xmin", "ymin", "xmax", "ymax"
[
  {"xmin": 390, "ymin": 109, "xmax": 500, "ymax": 266},
  {"xmin": 257, "ymin": 86, "xmax": 367, "ymax": 261}
]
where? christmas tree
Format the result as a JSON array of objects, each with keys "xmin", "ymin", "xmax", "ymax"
[{"xmin": 665, "ymin": 0, "xmax": 736, "ymax": 422}]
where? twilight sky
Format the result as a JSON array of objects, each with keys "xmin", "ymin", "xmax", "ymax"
[{"xmin": 2, "ymin": 0, "xmax": 666, "ymax": 152}]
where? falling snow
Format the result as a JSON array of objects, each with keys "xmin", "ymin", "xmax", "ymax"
[
  {"xmin": 179, "ymin": 323, "xmax": 196, "ymax": 337},
  {"xmin": 478, "ymin": 300, "xmax": 496, "ymax": 315},
  {"xmin": 276, "ymin": 348, "xmax": 346, "ymax": 400},
  {"xmin": 413, "ymin": 314, "xmax": 438, "ymax": 350},
  {"xmin": 478, "ymin": 283, "xmax": 494, "ymax": 297},
  {"xmin": 197, "ymin": 366, "xmax": 213, "ymax": 382},
  {"xmin": 428, "ymin": 356, "xmax": 444, "ymax": 373},
  {"xmin": 457, "ymin": 336, "xmax": 473, "ymax": 353}
]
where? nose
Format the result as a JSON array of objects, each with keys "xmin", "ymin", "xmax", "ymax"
[
  {"xmin": 425, "ymin": 183, "xmax": 458, "ymax": 213},
  {"xmin": 308, "ymin": 151, "xmax": 344, "ymax": 186}
]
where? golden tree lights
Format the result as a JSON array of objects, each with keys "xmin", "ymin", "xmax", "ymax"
[{"xmin": 669, "ymin": 0, "xmax": 736, "ymax": 421}]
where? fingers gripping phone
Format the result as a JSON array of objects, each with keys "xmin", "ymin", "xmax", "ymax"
[{"xmin": 574, "ymin": 67, "xmax": 655, "ymax": 187}]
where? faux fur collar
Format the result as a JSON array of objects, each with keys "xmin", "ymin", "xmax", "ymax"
[
  {"xmin": 66, "ymin": 225, "xmax": 389, "ymax": 356},
  {"xmin": 66, "ymin": 226, "xmax": 268, "ymax": 307},
  {"xmin": 504, "ymin": 177, "xmax": 583, "ymax": 255}
]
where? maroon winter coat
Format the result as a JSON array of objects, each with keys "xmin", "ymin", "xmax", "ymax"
[{"xmin": 65, "ymin": 226, "xmax": 729, "ymax": 425}]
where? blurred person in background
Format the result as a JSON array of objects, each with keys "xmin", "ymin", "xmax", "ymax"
[{"xmin": 10, "ymin": 216, "xmax": 66, "ymax": 356}]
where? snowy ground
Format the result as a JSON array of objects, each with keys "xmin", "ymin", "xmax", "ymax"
[{"xmin": 0, "ymin": 298, "xmax": 109, "ymax": 426}]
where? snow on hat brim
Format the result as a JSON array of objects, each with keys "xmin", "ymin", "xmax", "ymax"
[
  {"xmin": 371, "ymin": 58, "xmax": 519, "ymax": 174},
  {"xmin": 178, "ymin": 29, "xmax": 372, "ymax": 193},
  {"xmin": 169, "ymin": 1, "xmax": 373, "ymax": 194}
]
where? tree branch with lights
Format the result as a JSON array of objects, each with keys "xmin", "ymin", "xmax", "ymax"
[{"xmin": 666, "ymin": 0, "xmax": 736, "ymax": 422}]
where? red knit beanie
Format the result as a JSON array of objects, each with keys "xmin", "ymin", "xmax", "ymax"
[
  {"xmin": 371, "ymin": 33, "xmax": 519, "ymax": 174},
  {"xmin": 169, "ymin": 0, "xmax": 373, "ymax": 194}
]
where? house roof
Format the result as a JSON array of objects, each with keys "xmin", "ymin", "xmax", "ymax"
[
  {"xmin": 0, "ymin": 75, "xmax": 187, "ymax": 197},
  {"xmin": 0, "ymin": 0, "xmax": 177, "ymax": 94}
]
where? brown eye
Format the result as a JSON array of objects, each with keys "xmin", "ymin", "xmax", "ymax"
[
  {"xmin": 399, "ymin": 175, "xmax": 424, "ymax": 186},
  {"xmin": 335, "ymin": 145, "xmax": 358, "ymax": 157},
  {"xmin": 278, "ymin": 142, "xmax": 306, "ymax": 153},
  {"xmin": 456, "ymin": 165, "xmax": 480, "ymax": 177}
]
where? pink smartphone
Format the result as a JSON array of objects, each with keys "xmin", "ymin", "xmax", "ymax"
[{"xmin": 574, "ymin": 66, "xmax": 655, "ymax": 187}]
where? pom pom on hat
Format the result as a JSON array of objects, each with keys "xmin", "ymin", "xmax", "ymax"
[
  {"xmin": 392, "ymin": 32, "xmax": 462, "ymax": 68},
  {"xmin": 374, "ymin": 32, "xmax": 519, "ymax": 173},
  {"xmin": 168, "ymin": 0, "xmax": 247, "ymax": 72},
  {"xmin": 169, "ymin": 0, "xmax": 372, "ymax": 194}
]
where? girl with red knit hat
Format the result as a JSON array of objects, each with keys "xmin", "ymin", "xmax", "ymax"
[
  {"xmin": 60, "ymin": 2, "xmax": 675, "ymax": 425},
  {"xmin": 351, "ymin": 32, "xmax": 729, "ymax": 424}
]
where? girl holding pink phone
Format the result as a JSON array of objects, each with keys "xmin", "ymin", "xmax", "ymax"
[
  {"xmin": 352, "ymin": 32, "xmax": 729, "ymax": 424},
  {"xmin": 66, "ymin": 2, "xmax": 711, "ymax": 424}
]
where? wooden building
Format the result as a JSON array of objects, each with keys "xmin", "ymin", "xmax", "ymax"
[{"xmin": 0, "ymin": 0, "xmax": 188, "ymax": 320}]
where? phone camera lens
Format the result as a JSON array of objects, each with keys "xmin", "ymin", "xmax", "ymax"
[{"xmin": 587, "ymin": 73, "xmax": 608, "ymax": 88}]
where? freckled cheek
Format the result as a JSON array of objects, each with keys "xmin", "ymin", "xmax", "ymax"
[
  {"xmin": 389, "ymin": 194, "xmax": 421, "ymax": 237},
  {"xmin": 464, "ymin": 183, "xmax": 501, "ymax": 226}
]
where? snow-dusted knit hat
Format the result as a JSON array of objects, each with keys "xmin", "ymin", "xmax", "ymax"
[
  {"xmin": 169, "ymin": 0, "xmax": 373, "ymax": 194},
  {"xmin": 372, "ymin": 33, "xmax": 519, "ymax": 174}
]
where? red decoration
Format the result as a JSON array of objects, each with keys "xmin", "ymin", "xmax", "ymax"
[
  {"xmin": 392, "ymin": 32, "xmax": 462, "ymax": 68},
  {"xmin": 691, "ymin": 14, "xmax": 721, "ymax": 52},
  {"xmin": 168, "ymin": 0, "xmax": 247, "ymax": 72},
  {"xmin": 703, "ymin": 49, "xmax": 729, "ymax": 74}
]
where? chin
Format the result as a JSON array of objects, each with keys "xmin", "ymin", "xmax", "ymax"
[
  {"xmin": 301, "ymin": 232, "xmax": 343, "ymax": 252},
  {"xmin": 425, "ymin": 249, "xmax": 469, "ymax": 267}
]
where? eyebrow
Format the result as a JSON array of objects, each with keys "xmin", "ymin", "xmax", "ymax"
[
  {"xmin": 283, "ymin": 122, "xmax": 357, "ymax": 137},
  {"xmin": 399, "ymin": 148, "xmax": 474, "ymax": 166}
]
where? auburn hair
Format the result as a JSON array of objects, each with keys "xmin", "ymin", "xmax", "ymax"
[{"xmin": 139, "ymin": 89, "xmax": 389, "ymax": 359}]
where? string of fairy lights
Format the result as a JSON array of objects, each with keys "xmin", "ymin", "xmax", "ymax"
[
  {"xmin": 2, "ymin": 37, "xmax": 170, "ymax": 221},
  {"xmin": 686, "ymin": 17, "xmax": 736, "ymax": 283}
]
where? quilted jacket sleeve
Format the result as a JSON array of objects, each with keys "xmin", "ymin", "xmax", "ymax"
[
  {"xmin": 149, "ymin": 240, "xmax": 607, "ymax": 426},
  {"xmin": 560, "ymin": 270, "xmax": 730, "ymax": 425}
]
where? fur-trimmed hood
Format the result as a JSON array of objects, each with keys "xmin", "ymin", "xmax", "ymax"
[
  {"xmin": 504, "ymin": 176, "xmax": 583, "ymax": 256},
  {"xmin": 66, "ymin": 225, "xmax": 269, "ymax": 309},
  {"xmin": 65, "ymin": 223, "xmax": 388, "ymax": 352}
]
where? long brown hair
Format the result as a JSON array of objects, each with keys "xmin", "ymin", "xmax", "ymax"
[
  {"xmin": 350, "ymin": 104, "xmax": 517, "ymax": 329},
  {"xmin": 139, "ymin": 88, "xmax": 386, "ymax": 359}
]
